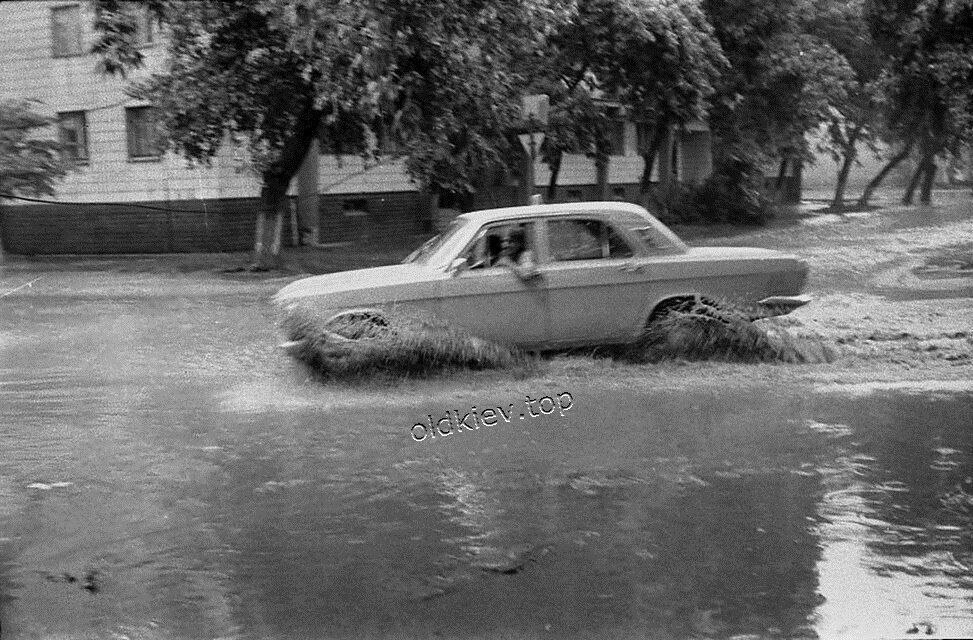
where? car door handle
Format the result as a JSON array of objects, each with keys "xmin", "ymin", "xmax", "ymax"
[{"xmin": 619, "ymin": 262, "xmax": 644, "ymax": 273}]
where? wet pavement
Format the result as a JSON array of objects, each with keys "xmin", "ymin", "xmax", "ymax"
[{"xmin": 1, "ymin": 272, "xmax": 971, "ymax": 639}]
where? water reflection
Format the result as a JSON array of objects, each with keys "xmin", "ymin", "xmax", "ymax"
[
  {"xmin": 1, "ymin": 284, "xmax": 971, "ymax": 638},
  {"xmin": 811, "ymin": 393, "xmax": 973, "ymax": 639}
]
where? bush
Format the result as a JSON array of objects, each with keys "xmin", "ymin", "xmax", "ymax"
[{"xmin": 662, "ymin": 169, "xmax": 775, "ymax": 226}]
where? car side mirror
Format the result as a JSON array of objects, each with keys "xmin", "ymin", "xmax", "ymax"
[{"xmin": 449, "ymin": 257, "xmax": 468, "ymax": 276}]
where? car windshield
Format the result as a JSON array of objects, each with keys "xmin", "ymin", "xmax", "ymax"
[{"xmin": 402, "ymin": 218, "xmax": 466, "ymax": 265}]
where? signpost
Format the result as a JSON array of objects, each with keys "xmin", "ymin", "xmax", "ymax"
[{"xmin": 520, "ymin": 94, "xmax": 549, "ymax": 205}]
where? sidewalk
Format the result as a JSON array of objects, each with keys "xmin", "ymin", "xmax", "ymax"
[{"xmin": 0, "ymin": 233, "xmax": 424, "ymax": 278}]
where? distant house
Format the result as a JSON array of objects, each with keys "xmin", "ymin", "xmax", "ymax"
[{"xmin": 0, "ymin": 1, "xmax": 715, "ymax": 254}]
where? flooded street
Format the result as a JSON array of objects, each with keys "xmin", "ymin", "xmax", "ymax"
[{"xmin": 1, "ymin": 268, "xmax": 971, "ymax": 639}]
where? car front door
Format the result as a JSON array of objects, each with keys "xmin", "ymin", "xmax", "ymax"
[
  {"xmin": 436, "ymin": 220, "xmax": 550, "ymax": 347},
  {"xmin": 539, "ymin": 216, "xmax": 647, "ymax": 345}
]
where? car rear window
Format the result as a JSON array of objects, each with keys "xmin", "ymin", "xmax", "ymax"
[
  {"xmin": 610, "ymin": 210, "xmax": 686, "ymax": 253},
  {"xmin": 548, "ymin": 218, "xmax": 634, "ymax": 261}
]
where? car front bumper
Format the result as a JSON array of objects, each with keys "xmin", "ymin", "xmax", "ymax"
[{"xmin": 756, "ymin": 294, "xmax": 813, "ymax": 315}]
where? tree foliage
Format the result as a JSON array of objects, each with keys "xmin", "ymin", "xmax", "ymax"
[
  {"xmin": 702, "ymin": 0, "xmax": 855, "ymax": 210},
  {"xmin": 0, "ymin": 99, "xmax": 73, "ymax": 260},
  {"xmin": 533, "ymin": 0, "xmax": 725, "ymax": 203},
  {"xmin": 864, "ymin": 0, "xmax": 973, "ymax": 204},
  {"xmin": 92, "ymin": 0, "xmax": 563, "ymax": 265},
  {"xmin": 0, "ymin": 100, "xmax": 70, "ymax": 199},
  {"xmin": 804, "ymin": 0, "xmax": 887, "ymax": 209}
]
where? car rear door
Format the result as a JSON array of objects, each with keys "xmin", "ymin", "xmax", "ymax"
[{"xmin": 538, "ymin": 215, "xmax": 648, "ymax": 345}]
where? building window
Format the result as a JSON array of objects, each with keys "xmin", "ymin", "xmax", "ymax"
[
  {"xmin": 125, "ymin": 106, "xmax": 161, "ymax": 159},
  {"xmin": 342, "ymin": 198, "xmax": 369, "ymax": 217},
  {"xmin": 51, "ymin": 4, "xmax": 83, "ymax": 57},
  {"xmin": 57, "ymin": 111, "xmax": 89, "ymax": 163}
]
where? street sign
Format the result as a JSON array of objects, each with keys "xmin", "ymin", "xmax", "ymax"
[
  {"xmin": 518, "ymin": 132, "xmax": 545, "ymax": 155},
  {"xmin": 522, "ymin": 94, "xmax": 549, "ymax": 127}
]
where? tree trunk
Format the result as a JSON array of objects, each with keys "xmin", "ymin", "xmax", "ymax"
[
  {"xmin": 902, "ymin": 153, "xmax": 930, "ymax": 205},
  {"xmin": 638, "ymin": 156, "xmax": 659, "ymax": 213},
  {"xmin": 254, "ymin": 178, "xmax": 289, "ymax": 270},
  {"xmin": 919, "ymin": 158, "xmax": 937, "ymax": 204},
  {"xmin": 656, "ymin": 126, "xmax": 675, "ymax": 205},
  {"xmin": 253, "ymin": 210, "xmax": 267, "ymax": 260},
  {"xmin": 638, "ymin": 120, "xmax": 669, "ymax": 194},
  {"xmin": 774, "ymin": 157, "xmax": 789, "ymax": 202},
  {"xmin": 429, "ymin": 190, "xmax": 441, "ymax": 231},
  {"xmin": 902, "ymin": 140, "xmax": 939, "ymax": 206},
  {"xmin": 270, "ymin": 198, "xmax": 286, "ymax": 255},
  {"xmin": 251, "ymin": 103, "xmax": 322, "ymax": 269},
  {"xmin": 595, "ymin": 154, "xmax": 609, "ymax": 200},
  {"xmin": 831, "ymin": 127, "xmax": 862, "ymax": 211},
  {"xmin": 547, "ymin": 150, "xmax": 562, "ymax": 201},
  {"xmin": 858, "ymin": 142, "xmax": 913, "ymax": 208}
]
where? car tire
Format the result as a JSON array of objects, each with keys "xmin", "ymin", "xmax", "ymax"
[
  {"xmin": 322, "ymin": 310, "xmax": 392, "ymax": 341},
  {"xmin": 645, "ymin": 297, "xmax": 732, "ymax": 329}
]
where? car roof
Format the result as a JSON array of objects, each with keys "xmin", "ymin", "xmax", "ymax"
[{"xmin": 456, "ymin": 201, "xmax": 656, "ymax": 226}]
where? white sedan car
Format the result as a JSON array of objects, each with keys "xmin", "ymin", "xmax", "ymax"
[{"xmin": 274, "ymin": 202, "xmax": 809, "ymax": 349}]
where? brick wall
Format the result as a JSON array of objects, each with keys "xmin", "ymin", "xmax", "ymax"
[
  {"xmin": 1, "ymin": 198, "xmax": 274, "ymax": 254},
  {"xmin": 2, "ymin": 191, "xmax": 431, "ymax": 255},
  {"xmin": 317, "ymin": 191, "xmax": 432, "ymax": 243}
]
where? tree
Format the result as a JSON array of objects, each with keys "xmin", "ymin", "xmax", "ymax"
[
  {"xmin": 863, "ymin": 0, "xmax": 973, "ymax": 206},
  {"xmin": 702, "ymin": 0, "xmax": 855, "ymax": 210},
  {"xmin": 604, "ymin": 0, "xmax": 725, "ymax": 205},
  {"xmin": 0, "ymin": 100, "xmax": 72, "ymax": 261},
  {"xmin": 804, "ymin": 0, "xmax": 887, "ymax": 210},
  {"xmin": 93, "ymin": 0, "xmax": 561, "ymax": 268},
  {"xmin": 535, "ymin": 82, "xmax": 604, "ymax": 201},
  {"xmin": 536, "ymin": 0, "xmax": 725, "ymax": 210}
]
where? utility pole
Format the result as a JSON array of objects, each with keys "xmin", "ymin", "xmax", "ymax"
[{"xmin": 519, "ymin": 94, "xmax": 549, "ymax": 205}]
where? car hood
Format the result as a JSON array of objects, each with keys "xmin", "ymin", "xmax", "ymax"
[{"xmin": 273, "ymin": 263, "xmax": 442, "ymax": 306}]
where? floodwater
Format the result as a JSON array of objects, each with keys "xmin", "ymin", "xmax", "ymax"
[{"xmin": 1, "ymin": 271, "xmax": 971, "ymax": 639}]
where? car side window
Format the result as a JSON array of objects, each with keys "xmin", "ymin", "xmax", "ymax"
[
  {"xmin": 606, "ymin": 224, "xmax": 634, "ymax": 258},
  {"xmin": 548, "ymin": 218, "xmax": 634, "ymax": 261},
  {"xmin": 463, "ymin": 221, "xmax": 536, "ymax": 270}
]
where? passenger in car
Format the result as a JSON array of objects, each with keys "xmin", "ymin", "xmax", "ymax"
[{"xmin": 495, "ymin": 228, "xmax": 538, "ymax": 280}]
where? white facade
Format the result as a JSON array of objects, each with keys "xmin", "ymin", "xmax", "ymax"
[{"xmin": 0, "ymin": 1, "xmax": 260, "ymax": 205}]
